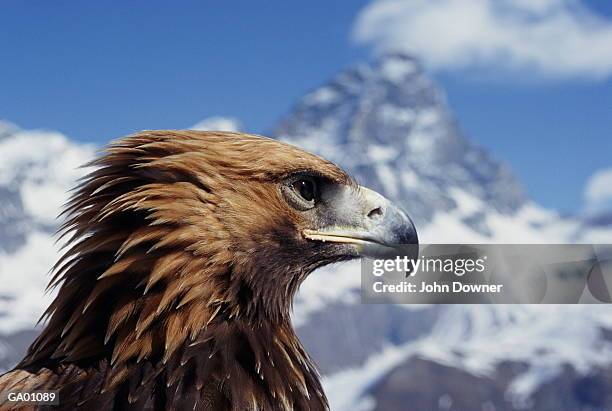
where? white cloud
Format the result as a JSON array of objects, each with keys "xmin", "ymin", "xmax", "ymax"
[
  {"xmin": 584, "ymin": 168, "xmax": 612, "ymax": 214},
  {"xmin": 353, "ymin": 0, "xmax": 612, "ymax": 79},
  {"xmin": 191, "ymin": 116, "xmax": 241, "ymax": 132}
]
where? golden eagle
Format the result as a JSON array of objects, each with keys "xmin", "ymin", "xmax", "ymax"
[{"xmin": 0, "ymin": 131, "xmax": 417, "ymax": 410}]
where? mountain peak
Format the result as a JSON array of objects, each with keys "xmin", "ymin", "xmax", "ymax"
[
  {"xmin": 374, "ymin": 52, "xmax": 421, "ymax": 83},
  {"xmin": 274, "ymin": 55, "xmax": 526, "ymax": 230}
]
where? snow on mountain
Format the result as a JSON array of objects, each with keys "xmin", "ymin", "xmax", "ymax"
[
  {"xmin": 0, "ymin": 122, "xmax": 94, "ymax": 334},
  {"xmin": 0, "ymin": 122, "xmax": 94, "ymax": 369},
  {"xmin": 0, "ymin": 121, "xmax": 91, "ymax": 250},
  {"xmin": 424, "ymin": 306, "xmax": 612, "ymax": 397},
  {"xmin": 324, "ymin": 305, "xmax": 612, "ymax": 411}
]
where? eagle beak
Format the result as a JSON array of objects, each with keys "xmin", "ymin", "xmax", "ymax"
[{"xmin": 303, "ymin": 186, "xmax": 418, "ymax": 260}]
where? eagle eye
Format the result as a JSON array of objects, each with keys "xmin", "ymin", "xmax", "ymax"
[
  {"xmin": 292, "ymin": 179, "xmax": 316, "ymax": 202},
  {"xmin": 281, "ymin": 175, "xmax": 320, "ymax": 211}
]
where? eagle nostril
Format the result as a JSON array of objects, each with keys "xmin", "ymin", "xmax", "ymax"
[{"xmin": 367, "ymin": 206, "xmax": 383, "ymax": 219}]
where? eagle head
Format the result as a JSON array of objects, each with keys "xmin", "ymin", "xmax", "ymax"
[
  {"xmin": 109, "ymin": 131, "xmax": 418, "ymax": 322},
  {"xmin": 11, "ymin": 130, "xmax": 417, "ymax": 410}
]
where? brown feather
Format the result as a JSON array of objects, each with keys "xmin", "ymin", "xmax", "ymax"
[{"xmin": 0, "ymin": 131, "xmax": 348, "ymax": 410}]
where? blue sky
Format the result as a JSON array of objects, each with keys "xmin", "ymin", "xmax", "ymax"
[{"xmin": 0, "ymin": 0, "xmax": 610, "ymax": 214}]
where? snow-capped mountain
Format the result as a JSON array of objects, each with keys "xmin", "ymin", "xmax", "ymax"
[
  {"xmin": 0, "ymin": 53, "xmax": 611, "ymax": 410},
  {"xmin": 0, "ymin": 121, "xmax": 95, "ymax": 369},
  {"xmin": 0, "ymin": 121, "xmax": 93, "ymax": 253},
  {"xmin": 272, "ymin": 53, "xmax": 612, "ymax": 410}
]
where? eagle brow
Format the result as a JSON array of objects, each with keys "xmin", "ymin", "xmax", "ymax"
[{"xmin": 284, "ymin": 169, "xmax": 347, "ymax": 185}]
